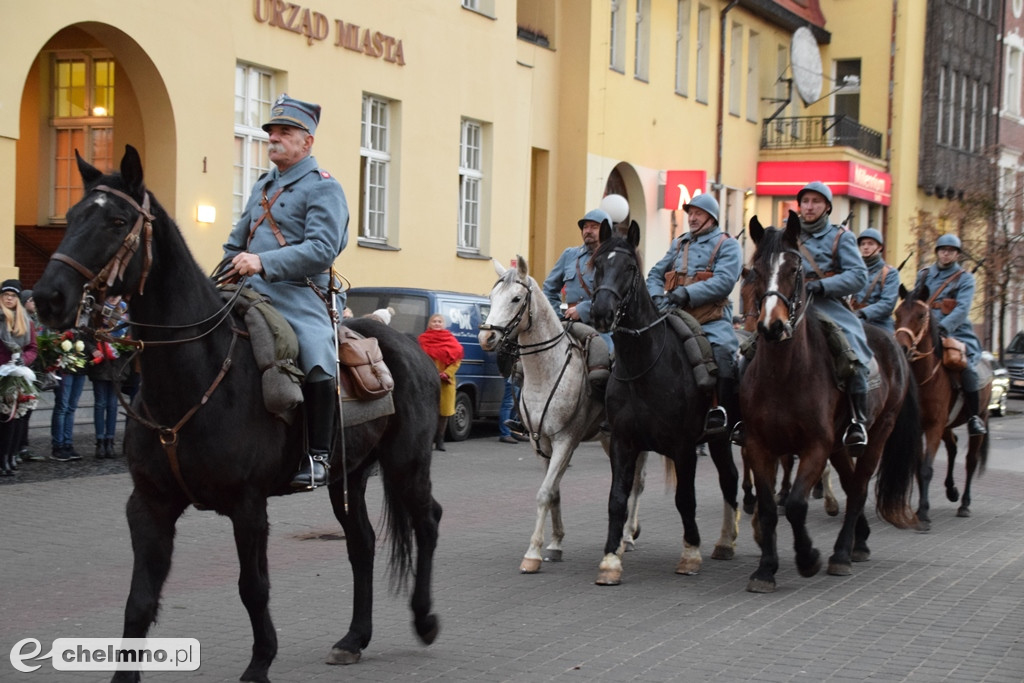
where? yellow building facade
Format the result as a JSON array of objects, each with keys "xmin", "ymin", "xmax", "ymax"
[{"xmin": 0, "ymin": 0, "xmax": 944, "ymax": 306}]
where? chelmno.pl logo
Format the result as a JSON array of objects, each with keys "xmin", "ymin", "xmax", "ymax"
[{"xmin": 10, "ymin": 638, "xmax": 200, "ymax": 672}]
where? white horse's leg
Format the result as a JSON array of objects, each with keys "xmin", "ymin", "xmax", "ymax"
[
  {"xmin": 623, "ymin": 451, "xmax": 647, "ymax": 551},
  {"xmin": 822, "ymin": 461, "xmax": 840, "ymax": 517},
  {"xmin": 521, "ymin": 442, "xmax": 573, "ymax": 573},
  {"xmin": 711, "ymin": 499, "xmax": 741, "ymax": 560},
  {"xmin": 544, "ymin": 480, "xmax": 565, "ymax": 562}
]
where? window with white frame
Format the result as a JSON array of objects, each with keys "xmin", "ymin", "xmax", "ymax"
[
  {"xmin": 696, "ymin": 4, "xmax": 711, "ymax": 103},
  {"xmin": 233, "ymin": 64, "xmax": 274, "ymax": 225},
  {"xmin": 746, "ymin": 30, "xmax": 760, "ymax": 122},
  {"xmin": 610, "ymin": 0, "xmax": 626, "ymax": 73},
  {"xmin": 1006, "ymin": 45, "xmax": 1022, "ymax": 117},
  {"xmin": 459, "ymin": 119, "xmax": 483, "ymax": 252},
  {"xmin": 728, "ymin": 22, "xmax": 743, "ymax": 116},
  {"xmin": 634, "ymin": 0, "xmax": 650, "ymax": 81},
  {"xmin": 360, "ymin": 94, "xmax": 391, "ymax": 242},
  {"xmin": 49, "ymin": 51, "xmax": 115, "ymax": 222},
  {"xmin": 675, "ymin": 0, "xmax": 691, "ymax": 96}
]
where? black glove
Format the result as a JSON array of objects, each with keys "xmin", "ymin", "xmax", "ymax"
[
  {"xmin": 856, "ymin": 310, "xmax": 867, "ymax": 319},
  {"xmin": 667, "ymin": 287, "xmax": 691, "ymax": 309},
  {"xmin": 806, "ymin": 281, "xmax": 824, "ymax": 296}
]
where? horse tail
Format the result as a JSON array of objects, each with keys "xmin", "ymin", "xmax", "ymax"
[
  {"xmin": 875, "ymin": 377, "xmax": 922, "ymax": 529},
  {"xmin": 381, "ymin": 468, "xmax": 418, "ymax": 592}
]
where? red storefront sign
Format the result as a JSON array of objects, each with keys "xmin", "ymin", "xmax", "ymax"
[
  {"xmin": 663, "ymin": 170, "xmax": 708, "ymax": 210},
  {"xmin": 755, "ymin": 161, "xmax": 891, "ymax": 205}
]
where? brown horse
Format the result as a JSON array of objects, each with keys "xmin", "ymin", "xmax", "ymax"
[
  {"xmin": 737, "ymin": 268, "xmax": 839, "ymax": 518},
  {"xmin": 741, "ymin": 214, "xmax": 919, "ymax": 593},
  {"xmin": 893, "ymin": 284, "xmax": 991, "ymax": 529}
]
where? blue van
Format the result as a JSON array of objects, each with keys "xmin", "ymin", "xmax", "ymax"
[{"xmin": 345, "ymin": 287, "xmax": 505, "ymax": 440}]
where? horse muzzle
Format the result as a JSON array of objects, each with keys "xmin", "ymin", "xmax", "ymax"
[
  {"xmin": 758, "ymin": 317, "xmax": 793, "ymax": 342},
  {"xmin": 478, "ymin": 328, "xmax": 502, "ymax": 352}
]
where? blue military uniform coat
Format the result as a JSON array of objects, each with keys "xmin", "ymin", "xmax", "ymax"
[
  {"xmin": 542, "ymin": 245, "xmax": 597, "ymax": 324},
  {"xmin": 646, "ymin": 226, "xmax": 742, "ymax": 356},
  {"xmin": 854, "ymin": 255, "xmax": 900, "ymax": 332},
  {"xmin": 799, "ymin": 222, "xmax": 873, "ymax": 366},
  {"xmin": 224, "ymin": 154, "xmax": 348, "ymax": 378},
  {"xmin": 913, "ymin": 262, "xmax": 983, "ymax": 367}
]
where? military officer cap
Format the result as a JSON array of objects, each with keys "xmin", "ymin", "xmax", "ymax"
[{"xmin": 263, "ymin": 94, "xmax": 321, "ymax": 135}]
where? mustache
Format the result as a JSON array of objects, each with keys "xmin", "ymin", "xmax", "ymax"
[{"xmin": 268, "ymin": 143, "xmax": 286, "ymax": 154}]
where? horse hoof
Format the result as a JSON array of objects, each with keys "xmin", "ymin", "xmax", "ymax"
[
  {"xmin": 742, "ymin": 501, "xmax": 755, "ymax": 515},
  {"xmin": 623, "ymin": 539, "xmax": 637, "ymax": 552},
  {"xmin": 240, "ymin": 668, "xmax": 270, "ymax": 683},
  {"xmin": 827, "ymin": 562, "xmax": 852, "ymax": 576},
  {"xmin": 414, "ymin": 614, "xmax": 441, "ymax": 645},
  {"xmin": 946, "ymin": 487, "xmax": 960, "ymax": 503},
  {"xmin": 542, "ymin": 549, "xmax": 563, "ymax": 562},
  {"xmin": 746, "ymin": 578, "xmax": 776, "ymax": 593},
  {"xmin": 711, "ymin": 545, "xmax": 734, "ymax": 561},
  {"xmin": 957, "ymin": 507, "xmax": 971, "ymax": 518},
  {"xmin": 825, "ymin": 501, "xmax": 840, "ymax": 517},
  {"xmin": 595, "ymin": 568, "xmax": 622, "ymax": 585},
  {"xmin": 675, "ymin": 559, "xmax": 701, "ymax": 575},
  {"xmin": 326, "ymin": 647, "xmax": 362, "ymax": 665},
  {"xmin": 797, "ymin": 551, "xmax": 821, "ymax": 578},
  {"xmin": 851, "ymin": 549, "xmax": 870, "ymax": 563},
  {"xmin": 520, "ymin": 557, "xmax": 542, "ymax": 573},
  {"xmin": 915, "ymin": 519, "xmax": 932, "ymax": 533}
]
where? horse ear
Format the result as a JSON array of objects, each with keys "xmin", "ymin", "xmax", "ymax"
[
  {"xmin": 76, "ymin": 149, "xmax": 103, "ymax": 186},
  {"xmin": 898, "ymin": 283, "xmax": 908, "ymax": 300},
  {"xmin": 120, "ymin": 145, "xmax": 145, "ymax": 198},
  {"xmin": 599, "ymin": 219, "xmax": 612, "ymax": 243},
  {"xmin": 516, "ymin": 254, "xmax": 529, "ymax": 278},
  {"xmin": 492, "ymin": 258, "xmax": 506, "ymax": 276},
  {"xmin": 749, "ymin": 216, "xmax": 764, "ymax": 245},
  {"xmin": 627, "ymin": 220, "xmax": 640, "ymax": 248},
  {"xmin": 916, "ymin": 284, "xmax": 930, "ymax": 301},
  {"xmin": 783, "ymin": 210, "xmax": 801, "ymax": 245}
]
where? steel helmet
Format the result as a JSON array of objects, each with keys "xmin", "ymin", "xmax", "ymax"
[
  {"xmin": 797, "ymin": 181, "xmax": 833, "ymax": 213},
  {"xmin": 935, "ymin": 233, "xmax": 962, "ymax": 252},
  {"xmin": 857, "ymin": 228, "xmax": 884, "ymax": 246},
  {"xmin": 577, "ymin": 208, "xmax": 611, "ymax": 229},
  {"xmin": 683, "ymin": 193, "xmax": 720, "ymax": 223}
]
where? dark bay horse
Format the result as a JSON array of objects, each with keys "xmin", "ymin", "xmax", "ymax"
[
  {"xmin": 32, "ymin": 146, "xmax": 442, "ymax": 682},
  {"xmin": 589, "ymin": 222, "xmax": 740, "ymax": 586},
  {"xmin": 741, "ymin": 213, "xmax": 919, "ymax": 593},
  {"xmin": 893, "ymin": 284, "xmax": 991, "ymax": 528}
]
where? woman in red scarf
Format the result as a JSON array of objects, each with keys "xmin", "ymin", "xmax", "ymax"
[{"xmin": 418, "ymin": 313, "xmax": 464, "ymax": 451}]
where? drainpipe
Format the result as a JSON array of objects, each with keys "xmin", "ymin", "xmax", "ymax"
[
  {"xmin": 885, "ymin": 0, "xmax": 896, "ymax": 244},
  {"xmin": 715, "ymin": 0, "xmax": 740, "ymax": 193}
]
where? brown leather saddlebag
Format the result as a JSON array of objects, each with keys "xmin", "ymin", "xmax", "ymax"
[
  {"xmin": 941, "ymin": 336, "xmax": 968, "ymax": 372},
  {"xmin": 337, "ymin": 326, "xmax": 395, "ymax": 400}
]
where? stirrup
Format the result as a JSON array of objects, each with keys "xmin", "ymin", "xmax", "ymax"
[
  {"xmin": 967, "ymin": 415, "xmax": 987, "ymax": 436},
  {"xmin": 290, "ymin": 452, "xmax": 329, "ymax": 491},
  {"xmin": 843, "ymin": 421, "xmax": 868, "ymax": 450},
  {"xmin": 729, "ymin": 421, "xmax": 745, "ymax": 446},
  {"xmin": 703, "ymin": 405, "xmax": 728, "ymax": 436}
]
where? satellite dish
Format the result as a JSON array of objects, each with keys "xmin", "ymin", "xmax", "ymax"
[{"xmin": 790, "ymin": 26, "xmax": 823, "ymax": 106}]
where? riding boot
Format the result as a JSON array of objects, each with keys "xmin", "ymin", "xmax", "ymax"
[
  {"xmin": 841, "ymin": 365, "xmax": 869, "ymax": 457},
  {"xmin": 435, "ymin": 416, "xmax": 448, "ymax": 451},
  {"xmin": 291, "ymin": 379, "xmax": 335, "ymax": 490},
  {"xmin": 703, "ymin": 374, "xmax": 731, "ymax": 436},
  {"xmin": 964, "ymin": 389, "xmax": 987, "ymax": 435}
]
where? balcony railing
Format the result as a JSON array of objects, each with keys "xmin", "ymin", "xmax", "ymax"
[{"xmin": 761, "ymin": 115, "xmax": 883, "ymax": 159}]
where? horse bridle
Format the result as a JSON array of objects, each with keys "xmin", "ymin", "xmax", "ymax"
[
  {"xmin": 755, "ymin": 248, "xmax": 809, "ymax": 335},
  {"xmin": 895, "ymin": 299, "xmax": 943, "ymax": 384},
  {"xmin": 479, "ymin": 277, "xmax": 567, "ymax": 359},
  {"xmin": 594, "ymin": 246, "xmax": 667, "ymax": 336}
]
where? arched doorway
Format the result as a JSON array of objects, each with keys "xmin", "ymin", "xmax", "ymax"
[{"xmin": 14, "ymin": 23, "xmax": 175, "ymax": 288}]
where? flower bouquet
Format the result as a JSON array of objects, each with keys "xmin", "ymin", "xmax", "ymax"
[
  {"xmin": 0, "ymin": 362, "xmax": 38, "ymax": 419},
  {"xmin": 36, "ymin": 330, "xmax": 88, "ymax": 374}
]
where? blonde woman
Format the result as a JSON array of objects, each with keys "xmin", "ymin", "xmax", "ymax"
[
  {"xmin": 417, "ymin": 314, "xmax": 464, "ymax": 451},
  {"xmin": 1, "ymin": 280, "xmax": 38, "ymax": 475}
]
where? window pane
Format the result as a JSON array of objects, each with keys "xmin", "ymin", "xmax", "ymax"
[
  {"xmin": 91, "ymin": 127, "xmax": 114, "ymax": 172},
  {"xmin": 93, "ymin": 59, "xmax": 115, "ymax": 116}
]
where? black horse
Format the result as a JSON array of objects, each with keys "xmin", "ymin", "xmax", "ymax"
[
  {"xmin": 32, "ymin": 146, "xmax": 442, "ymax": 682},
  {"xmin": 589, "ymin": 221, "xmax": 740, "ymax": 585}
]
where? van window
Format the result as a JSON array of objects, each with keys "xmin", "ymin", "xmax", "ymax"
[{"xmin": 346, "ymin": 292, "xmax": 430, "ymax": 337}]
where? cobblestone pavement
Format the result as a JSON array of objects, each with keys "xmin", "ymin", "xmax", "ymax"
[{"xmin": 1, "ymin": 415, "xmax": 1022, "ymax": 682}]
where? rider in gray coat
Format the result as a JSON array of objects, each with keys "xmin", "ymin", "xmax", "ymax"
[
  {"xmin": 852, "ymin": 228, "xmax": 900, "ymax": 332},
  {"xmin": 647, "ymin": 193, "xmax": 742, "ymax": 435},
  {"xmin": 224, "ymin": 94, "xmax": 349, "ymax": 490},
  {"xmin": 795, "ymin": 181, "xmax": 872, "ymax": 453},
  {"xmin": 912, "ymin": 234, "xmax": 987, "ymax": 435}
]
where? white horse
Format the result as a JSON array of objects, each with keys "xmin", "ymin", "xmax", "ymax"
[{"xmin": 479, "ymin": 256, "xmax": 647, "ymax": 573}]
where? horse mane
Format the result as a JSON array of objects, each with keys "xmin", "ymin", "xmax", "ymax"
[
  {"xmin": 907, "ymin": 284, "xmax": 944, "ymax": 359},
  {"xmin": 751, "ymin": 226, "xmax": 785, "ymax": 271}
]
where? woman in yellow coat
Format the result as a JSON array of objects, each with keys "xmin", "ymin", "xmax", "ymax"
[{"xmin": 418, "ymin": 313, "xmax": 464, "ymax": 451}]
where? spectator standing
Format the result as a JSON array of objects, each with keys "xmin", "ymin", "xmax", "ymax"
[
  {"xmin": 418, "ymin": 313, "xmax": 464, "ymax": 451},
  {"xmin": 1, "ymin": 279, "xmax": 38, "ymax": 476},
  {"xmin": 87, "ymin": 296, "xmax": 130, "ymax": 459}
]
